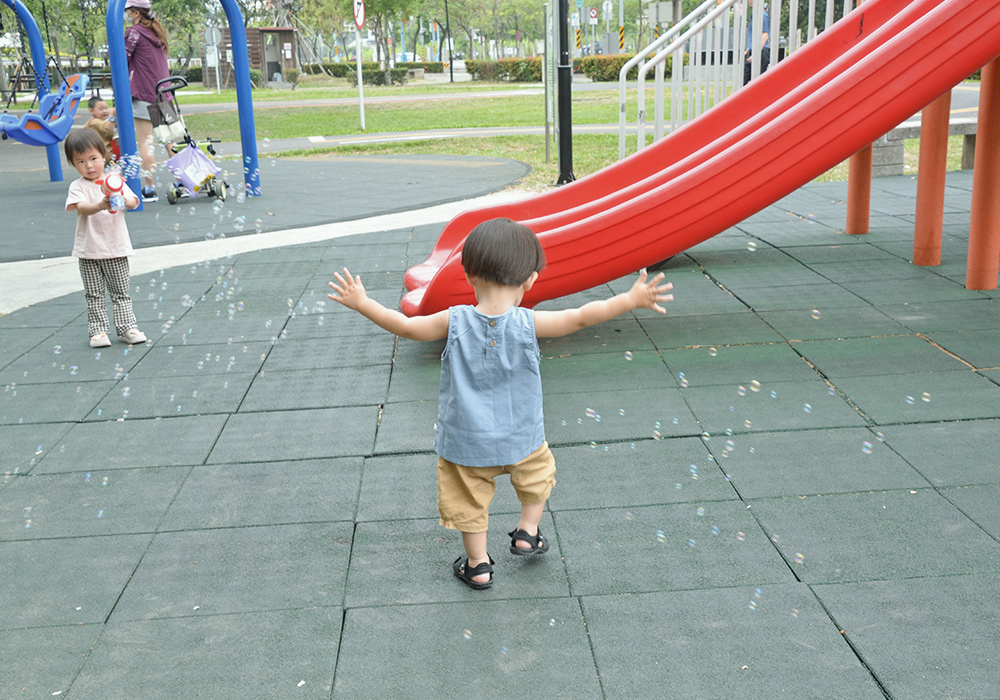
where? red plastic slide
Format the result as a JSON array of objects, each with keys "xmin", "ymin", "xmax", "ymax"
[{"xmin": 402, "ymin": 0, "xmax": 1000, "ymax": 316}]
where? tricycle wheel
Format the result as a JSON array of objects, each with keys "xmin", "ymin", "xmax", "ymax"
[
  {"xmin": 217, "ymin": 181, "xmax": 228, "ymax": 201},
  {"xmin": 166, "ymin": 184, "xmax": 178, "ymax": 205}
]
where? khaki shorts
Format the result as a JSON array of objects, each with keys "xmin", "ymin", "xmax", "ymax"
[{"xmin": 437, "ymin": 442, "xmax": 556, "ymax": 533}]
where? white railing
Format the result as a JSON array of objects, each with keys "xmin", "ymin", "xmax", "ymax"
[{"xmin": 619, "ymin": 0, "xmax": 855, "ymax": 158}]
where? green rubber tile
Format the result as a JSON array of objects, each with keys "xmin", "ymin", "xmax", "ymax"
[
  {"xmin": 717, "ymin": 427, "xmax": 931, "ymax": 498},
  {"xmin": 334, "ymin": 598, "xmax": 601, "ymax": 699},
  {"xmin": 536, "ymin": 317, "xmax": 658, "ymax": 357},
  {"xmin": 837, "ymin": 277, "xmax": 983, "ymax": 305},
  {"xmin": 0, "ymin": 337, "xmax": 145, "ymax": 385},
  {"xmin": 0, "ymin": 380, "xmax": 114, "ymax": 425},
  {"xmin": 0, "ymin": 422, "xmax": 74, "ymax": 477},
  {"xmin": 940, "ymin": 484, "xmax": 1000, "ymax": 540},
  {"xmin": 371, "ymin": 399, "xmax": 436, "ymax": 455},
  {"xmin": 281, "ymin": 302, "xmax": 396, "ymax": 340},
  {"xmin": 126, "ymin": 340, "xmax": 269, "ymax": 378},
  {"xmin": 384, "ymin": 353, "xmax": 443, "ymax": 403},
  {"xmin": 0, "ymin": 326, "xmax": 59, "ymax": 370},
  {"xmin": 160, "ymin": 457, "xmax": 362, "ymax": 530},
  {"xmin": 262, "ymin": 334, "xmax": 395, "ymax": 372},
  {"xmin": 227, "ymin": 260, "xmax": 320, "ymax": 280},
  {"xmin": 112, "ymin": 522, "xmax": 352, "ymax": 620},
  {"xmin": 0, "ymin": 624, "xmax": 102, "ymax": 699},
  {"xmin": 71, "ymin": 608, "xmax": 342, "ymax": 700},
  {"xmin": 87, "ymin": 372, "xmax": 255, "ymax": 421},
  {"xmin": 878, "ymin": 419, "xmax": 1000, "ymax": 487},
  {"xmin": 180, "ymin": 291, "xmax": 301, "ymax": 320},
  {"xmin": 543, "ymin": 388, "xmax": 700, "ymax": 446},
  {"xmin": 729, "ymin": 283, "xmax": 867, "ymax": 312},
  {"xmin": 639, "ymin": 311, "xmax": 785, "ymax": 349},
  {"xmin": 748, "ymin": 489, "xmax": 1000, "ymax": 584},
  {"xmin": 33, "ymin": 414, "xmax": 228, "ymax": 474},
  {"xmin": 240, "ymin": 365, "xmax": 390, "ymax": 412},
  {"xmin": 541, "ymin": 350, "xmax": 674, "ymax": 395},
  {"xmin": 781, "ymin": 243, "xmax": 893, "ymax": 264},
  {"xmin": 0, "ymin": 304, "xmax": 81, "ymax": 329},
  {"xmin": 645, "ymin": 274, "xmax": 750, "ymax": 316},
  {"xmin": 556, "ymin": 501, "xmax": 793, "ymax": 596},
  {"xmin": 0, "ymin": 467, "xmax": 188, "ymax": 541},
  {"xmin": 157, "ymin": 315, "xmax": 287, "ymax": 345},
  {"xmin": 709, "ymin": 265, "xmax": 832, "ymax": 291},
  {"xmin": 309, "ymin": 268, "xmax": 404, "ymax": 295},
  {"xmin": 208, "ymin": 406, "xmax": 378, "ymax": 463},
  {"xmin": 808, "ymin": 258, "xmax": 940, "ymax": 284},
  {"xmin": 0, "ymin": 535, "xmax": 151, "ymax": 627},
  {"xmin": 795, "ymin": 336, "xmax": 967, "ymax": 378},
  {"xmin": 681, "ymin": 379, "xmax": 867, "ymax": 434},
  {"xmin": 812, "ymin": 574, "xmax": 1000, "ymax": 700},
  {"xmin": 582, "ymin": 584, "xmax": 885, "ymax": 700},
  {"xmin": 547, "ymin": 438, "xmax": 739, "ymax": 511},
  {"xmin": 756, "ymin": 306, "xmax": 907, "ymax": 341},
  {"xmin": 686, "ymin": 246, "xmax": 797, "ymax": 269},
  {"xmin": 659, "ymin": 343, "xmax": 817, "ymax": 388},
  {"xmin": 356, "ymin": 453, "xmax": 522, "ymax": 522},
  {"xmin": 928, "ymin": 329, "xmax": 1000, "ymax": 369},
  {"xmin": 832, "ymin": 370, "xmax": 1000, "ymax": 424},
  {"xmin": 345, "ymin": 514, "xmax": 567, "ymax": 608},
  {"xmin": 737, "ymin": 220, "xmax": 838, "ymax": 244}
]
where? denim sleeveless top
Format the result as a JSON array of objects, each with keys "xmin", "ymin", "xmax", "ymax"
[{"xmin": 434, "ymin": 305, "xmax": 545, "ymax": 467}]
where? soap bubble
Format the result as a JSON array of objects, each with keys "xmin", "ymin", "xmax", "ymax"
[
  {"xmin": 861, "ymin": 441, "xmax": 873, "ymax": 454},
  {"xmin": 811, "ymin": 309, "xmax": 821, "ymax": 320},
  {"xmin": 746, "ymin": 241, "xmax": 757, "ymax": 252},
  {"xmin": 69, "ymin": 366, "xmax": 79, "ymax": 376},
  {"xmin": 803, "ymin": 403, "xmax": 812, "ymax": 413},
  {"xmin": 656, "ymin": 529, "xmax": 666, "ymax": 542},
  {"xmin": 696, "ymin": 507, "xmax": 705, "ymax": 517},
  {"xmin": 921, "ymin": 392, "xmax": 931, "ymax": 402},
  {"xmin": 708, "ymin": 347, "xmax": 718, "ymax": 357},
  {"xmin": 624, "ymin": 351, "xmax": 633, "ymax": 361},
  {"xmin": 463, "ymin": 630, "xmax": 472, "ymax": 640},
  {"xmin": 736, "ymin": 532, "xmax": 746, "ymax": 541},
  {"xmin": 121, "ymin": 387, "xmax": 131, "ymax": 398},
  {"xmin": 188, "ymin": 206, "xmax": 197, "ymax": 216},
  {"xmin": 905, "ymin": 395, "xmax": 915, "ymax": 405},
  {"xmin": 750, "ymin": 380, "xmax": 761, "ymax": 393},
  {"xmin": 688, "ymin": 539, "xmax": 697, "ymax": 547},
  {"xmin": 737, "ymin": 385, "xmax": 747, "ymax": 396},
  {"xmin": 794, "ymin": 552, "xmax": 804, "ymax": 564},
  {"xmin": 53, "ymin": 345, "xmax": 62, "ymax": 354}
]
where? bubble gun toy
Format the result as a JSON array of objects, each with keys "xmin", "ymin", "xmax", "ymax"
[{"xmin": 99, "ymin": 173, "xmax": 126, "ymax": 213}]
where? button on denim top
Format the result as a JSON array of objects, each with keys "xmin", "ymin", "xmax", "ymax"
[{"xmin": 434, "ymin": 305, "xmax": 545, "ymax": 467}]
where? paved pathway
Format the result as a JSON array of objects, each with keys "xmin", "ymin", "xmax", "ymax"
[{"xmin": 3, "ymin": 160, "xmax": 999, "ymax": 698}]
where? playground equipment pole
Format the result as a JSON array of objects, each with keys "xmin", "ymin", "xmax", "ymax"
[
  {"xmin": 845, "ymin": 145, "xmax": 872, "ymax": 235},
  {"xmin": 106, "ymin": 0, "xmax": 143, "ymax": 210},
  {"xmin": 966, "ymin": 56, "xmax": 1000, "ymax": 290},
  {"xmin": 2, "ymin": 0, "xmax": 61, "ymax": 182},
  {"xmin": 912, "ymin": 90, "xmax": 951, "ymax": 266},
  {"xmin": 556, "ymin": 0, "xmax": 574, "ymax": 185},
  {"xmin": 219, "ymin": 0, "xmax": 260, "ymax": 197}
]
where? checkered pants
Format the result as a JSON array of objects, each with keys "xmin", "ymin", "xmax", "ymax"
[{"xmin": 78, "ymin": 257, "xmax": 137, "ymax": 338}]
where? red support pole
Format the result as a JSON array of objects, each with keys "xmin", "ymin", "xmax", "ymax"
[
  {"xmin": 846, "ymin": 144, "xmax": 873, "ymax": 235},
  {"xmin": 913, "ymin": 90, "xmax": 952, "ymax": 266},
  {"xmin": 967, "ymin": 57, "xmax": 1000, "ymax": 290}
]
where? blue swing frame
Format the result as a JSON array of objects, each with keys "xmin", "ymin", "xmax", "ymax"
[{"xmin": 1, "ymin": 72, "xmax": 90, "ymax": 148}]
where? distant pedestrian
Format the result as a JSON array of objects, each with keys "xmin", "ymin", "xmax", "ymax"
[
  {"xmin": 328, "ymin": 218, "xmax": 673, "ymax": 589},
  {"xmin": 744, "ymin": 5, "xmax": 770, "ymax": 85},
  {"xmin": 64, "ymin": 129, "xmax": 147, "ymax": 348}
]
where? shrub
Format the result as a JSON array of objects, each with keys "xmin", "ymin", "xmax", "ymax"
[
  {"xmin": 285, "ymin": 68, "xmax": 300, "ymax": 87},
  {"xmin": 185, "ymin": 65, "xmax": 203, "ymax": 83},
  {"xmin": 576, "ymin": 54, "xmax": 672, "ymax": 81},
  {"xmin": 248, "ymin": 68, "xmax": 262, "ymax": 88},
  {"xmin": 302, "ymin": 62, "xmax": 382, "ymax": 78},
  {"xmin": 347, "ymin": 68, "xmax": 408, "ymax": 86},
  {"xmin": 466, "ymin": 57, "xmax": 542, "ymax": 82},
  {"xmin": 396, "ymin": 61, "xmax": 445, "ymax": 73}
]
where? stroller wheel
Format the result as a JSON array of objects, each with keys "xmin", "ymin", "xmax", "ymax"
[
  {"xmin": 166, "ymin": 184, "xmax": 178, "ymax": 205},
  {"xmin": 217, "ymin": 181, "xmax": 228, "ymax": 201}
]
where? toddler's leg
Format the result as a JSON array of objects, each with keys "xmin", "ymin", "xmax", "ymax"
[
  {"xmin": 508, "ymin": 443, "xmax": 556, "ymax": 553},
  {"xmin": 102, "ymin": 258, "xmax": 138, "ymax": 337},
  {"xmin": 461, "ymin": 531, "xmax": 491, "ymax": 584},
  {"xmin": 79, "ymin": 259, "xmax": 109, "ymax": 338}
]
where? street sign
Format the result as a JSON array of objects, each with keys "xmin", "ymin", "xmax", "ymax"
[
  {"xmin": 354, "ymin": 0, "xmax": 365, "ymax": 31},
  {"xmin": 204, "ymin": 27, "xmax": 222, "ymax": 45},
  {"xmin": 589, "ymin": 7, "xmax": 598, "ymax": 24}
]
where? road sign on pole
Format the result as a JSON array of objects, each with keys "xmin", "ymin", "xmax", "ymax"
[
  {"xmin": 204, "ymin": 27, "xmax": 222, "ymax": 94},
  {"xmin": 354, "ymin": 0, "xmax": 366, "ymax": 130},
  {"xmin": 354, "ymin": 0, "xmax": 365, "ymax": 31}
]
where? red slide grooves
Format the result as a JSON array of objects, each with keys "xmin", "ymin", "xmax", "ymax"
[{"xmin": 402, "ymin": 0, "xmax": 1000, "ymax": 316}]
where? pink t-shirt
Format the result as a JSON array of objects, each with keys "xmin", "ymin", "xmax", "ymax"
[{"xmin": 65, "ymin": 178, "xmax": 136, "ymax": 259}]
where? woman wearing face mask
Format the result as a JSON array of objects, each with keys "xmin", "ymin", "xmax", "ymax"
[{"xmin": 124, "ymin": 0, "xmax": 170, "ymax": 202}]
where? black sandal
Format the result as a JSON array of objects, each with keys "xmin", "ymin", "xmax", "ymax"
[
  {"xmin": 453, "ymin": 555, "xmax": 495, "ymax": 590},
  {"xmin": 508, "ymin": 527, "xmax": 550, "ymax": 556}
]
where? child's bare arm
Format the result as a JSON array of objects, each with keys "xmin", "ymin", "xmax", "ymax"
[
  {"xmin": 328, "ymin": 268, "xmax": 449, "ymax": 341},
  {"xmin": 534, "ymin": 270, "xmax": 673, "ymax": 338},
  {"xmin": 67, "ymin": 197, "xmax": 111, "ymax": 216}
]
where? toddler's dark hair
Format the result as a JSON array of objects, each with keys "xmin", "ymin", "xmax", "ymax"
[
  {"xmin": 65, "ymin": 128, "xmax": 108, "ymax": 163},
  {"xmin": 461, "ymin": 218, "xmax": 545, "ymax": 287},
  {"xmin": 88, "ymin": 96, "xmax": 107, "ymax": 109}
]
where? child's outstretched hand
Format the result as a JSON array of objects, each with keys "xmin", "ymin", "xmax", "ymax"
[
  {"xmin": 328, "ymin": 268, "xmax": 368, "ymax": 310},
  {"xmin": 628, "ymin": 269, "xmax": 674, "ymax": 314}
]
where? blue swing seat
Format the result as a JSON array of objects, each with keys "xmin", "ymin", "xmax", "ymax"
[{"xmin": 1, "ymin": 73, "xmax": 89, "ymax": 148}]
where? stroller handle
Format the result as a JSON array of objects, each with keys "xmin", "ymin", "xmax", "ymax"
[{"xmin": 155, "ymin": 76, "xmax": 188, "ymax": 98}]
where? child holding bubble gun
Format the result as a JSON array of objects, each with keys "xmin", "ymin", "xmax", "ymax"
[
  {"xmin": 328, "ymin": 218, "xmax": 673, "ymax": 590},
  {"xmin": 64, "ymin": 129, "xmax": 146, "ymax": 349}
]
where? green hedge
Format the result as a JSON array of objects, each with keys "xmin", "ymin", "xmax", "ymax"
[
  {"xmin": 396, "ymin": 61, "xmax": 445, "ymax": 73},
  {"xmin": 347, "ymin": 68, "xmax": 409, "ymax": 86},
  {"xmin": 576, "ymin": 54, "xmax": 673, "ymax": 81},
  {"xmin": 465, "ymin": 57, "xmax": 542, "ymax": 82},
  {"xmin": 303, "ymin": 62, "xmax": 381, "ymax": 78},
  {"xmin": 185, "ymin": 65, "xmax": 203, "ymax": 83}
]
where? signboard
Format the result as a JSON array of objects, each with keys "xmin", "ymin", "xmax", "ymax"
[
  {"xmin": 589, "ymin": 7, "xmax": 599, "ymax": 25},
  {"xmin": 204, "ymin": 27, "xmax": 222, "ymax": 46},
  {"xmin": 354, "ymin": 0, "xmax": 365, "ymax": 31}
]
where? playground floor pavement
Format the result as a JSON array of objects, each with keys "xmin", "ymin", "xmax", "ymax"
[{"xmin": 2, "ymin": 159, "xmax": 1000, "ymax": 698}]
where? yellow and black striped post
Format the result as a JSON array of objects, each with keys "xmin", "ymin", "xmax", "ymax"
[
  {"xmin": 618, "ymin": 25, "xmax": 624, "ymax": 51},
  {"xmin": 576, "ymin": 29, "xmax": 581, "ymax": 50}
]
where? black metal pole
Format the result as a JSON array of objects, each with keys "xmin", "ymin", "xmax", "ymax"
[
  {"xmin": 444, "ymin": 0, "xmax": 454, "ymax": 83},
  {"xmin": 556, "ymin": 0, "xmax": 574, "ymax": 184}
]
